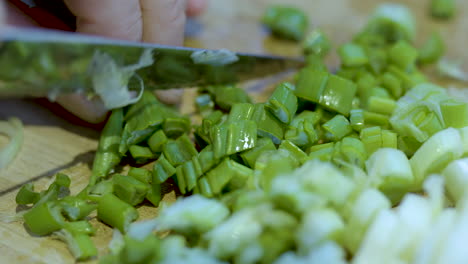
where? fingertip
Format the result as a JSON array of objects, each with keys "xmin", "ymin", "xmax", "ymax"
[
  {"xmin": 56, "ymin": 94, "xmax": 109, "ymax": 124},
  {"xmin": 186, "ymin": 0, "xmax": 207, "ymax": 17}
]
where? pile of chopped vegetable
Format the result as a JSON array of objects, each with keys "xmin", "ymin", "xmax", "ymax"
[{"xmin": 11, "ymin": 3, "xmax": 468, "ymax": 263}]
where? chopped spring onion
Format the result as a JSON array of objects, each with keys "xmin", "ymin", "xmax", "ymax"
[
  {"xmin": 430, "ymin": 0, "xmax": 455, "ymax": 20},
  {"xmin": 262, "ymin": 5, "xmax": 309, "ymax": 41},
  {"xmin": 0, "ymin": 117, "xmax": 23, "ymax": 169}
]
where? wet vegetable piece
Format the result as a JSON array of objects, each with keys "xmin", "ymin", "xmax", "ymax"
[{"xmin": 262, "ymin": 5, "xmax": 308, "ymax": 41}]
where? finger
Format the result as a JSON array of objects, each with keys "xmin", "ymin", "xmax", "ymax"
[
  {"xmin": 186, "ymin": 0, "xmax": 207, "ymax": 17},
  {"xmin": 140, "ymin": 0, "xmax": 187, "ymax": 45},
  {"xmin": 64, "ymin": 0, "xmax": 143, "ymax": 41},
  {"xmin": 56, "ymin": 94, "xmax": 108, "ymax": 124}
]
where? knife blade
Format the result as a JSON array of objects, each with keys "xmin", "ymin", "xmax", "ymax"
[{"xmin": 0, "ymin": 26, "xmax": 303, "ymax": 100}]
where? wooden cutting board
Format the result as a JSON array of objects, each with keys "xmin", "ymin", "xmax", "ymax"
[{"xmin": 0, "ymin": 0, "xmax": 467, "ymax": 263}]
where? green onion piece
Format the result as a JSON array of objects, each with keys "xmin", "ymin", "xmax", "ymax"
[
  {"xmin": 352, "ymin": 97, "xmax": 361, "ymax": 109},
  {"xmin": 210, "ymin": 120, "xmax": 257, "ymax": 159},
  {"xmin": 441, "ymin": 99, "xmax": 468, "ymax": 128},
  {"xmin": 163, "ymin": 117, "xmax": 191, "ymax": 139},
  {"xmin": 320, "ymin": 74, "xmax": 357, "ymax": 115},
  {"xmin": 308, "ymin": 142, "xmax": 335, "ymax": 162},
  {"xmin": 195, "ymin": 110, "xmax": 225, "ymax": 146},
  {"xmin": 356, "ymin": 73, "xmax": 377, "ymax": 99},
  {"xmin": 285, "ymin": 120, "xmax": 318, "ymax": 149},
  {"xmin": 379, "ymin": 72, "xmax": 402, "ymax": 98},
  {"xmin": 175, "ymin": 159, "xmax": 203, "ymax": 194},
  {"xmin": 15, "ymin": 183, "xmax": 40, "ymax": 205},
  {"xmin": 97, "ymin": 193, "xmax": 138, "ymax": 233},
  {"xmin": 128, "ymin": 145, "xmax": 155, "ymax": 164},
  {"xmin": 262, "ymin": 5, "xmax": 308, "ymax": 41},
  {"xmin": 334, "ymin": 137, "xmax": 367, "ymax": 168},
  {"xmin": 350, "ymin": 109, "xmax": 365, "ymax": 132},
  {"xmin": 205, "ymin": 158, "xmax": 253, "ymax": 195},
  {"xmin": 305, "ymin": 55, "xmax": 328, "ymax": 72},
  {"xmin": 265, "ymin": 82, "xmax": 298, "ymax": 124},
  {"xmin": 196, "ymin": 146, "xmax": 218, "ymax": 173},
  {"xmin": 368, "ymin": 97, "xmax": 396, "ymax": 115},
  {"xmin": 118, "ymin": 235, "xmax": 160, "ymax": 264},
  {"xmin": 363, "ymin": 111, "xmax": 389, "ymax": 128},
  {"xmin": 197, "ymin": 177, "xmax": 214, "ymax": 198},
  {"xmin": 128, "ymin": 167, "xmax": 152, "ymax": 184},
  {"xmin": 146, "ymin": 183, "xmax": 162, "ymax": 207},
  {"xmin": 381, "ymin": 130, "xmax": 397, "ymax": 148},
  {"xmin": 113, "ymin": 174, "xmax": 150, "ymax": 206},
  {"xmin": 410, "ymin": 127, "xmax": 463, "ymax": 183},
  {"xmin": 87, "ymin": 179, "xmax": 114, "ymax": 201},
  {"xmin": 388, "ymin": 40, "xmax": 418, "ymax": 71},
  {"xmin": 163, "ymin": 134, "xmax": 198, "ymax": 167},
  {"xmin": 251, "ymin": 104, "xmax": 285, "ymax": 144},
  {"xmin": 365, "ymin": 47, "xmax": 388, "ymax": 74},
  {"xmin": 122, "ymin": 91, "xmax": 183, "ymax": 148},
  {"xmin": 295, "ymin": 69, "xmax": 329, "ymax": 102},
  {"xmin": 203, "ymin": 85, "xmax": 252, "ymax": 111},
  {"xmin": 322, "ymin": 115, "xmax": 353, "ymax": 141},
  {"xmin": 227, "ymin": 103, "xmax": 255, "ymax": 123},
  {"xmin": 147, "ymin": 130, "xmax": 167, "ymax": 154},
  {"xmin": 60, "ymin": 196, "xmax": 97, "ymax": 221},
  {"xmin": 418, "ymin": 32, "xmax": 445, "ymax": 64},
  {"xmin": 279, "ymin": 140, "xmax": 308, "ymax": 165},
  {"xmin": 0, "ymin": 117, "xmax": 23, "ymax": 169},
  {"xmin": 54, "ymin": 230, "xmax": 98, "ymax": 261},
  {"xmin": 442, "ymin": 158, "xmax": 468, "ymax": 203},
  {"xmin": 256, "ymin": 149, "xmax": 297, "ymax": 191},
  {"xmin": 338, "ymin": 43, "xmax": 369, "ymax": 67},
  {"xmin": 291, "ymin": 109, "xmax": 321, "ymax": 125},
  {"xmin": 430, "ymin": 0, "xmax": 455, "ymax": 19},
  {"xmin": 33, "ymin": 173, "xmax": 71, "ymax": 207},
  {"xmin": 397, "ymin": 135, "xmax": 422, "ymax": 157},
  {"xmin": 23, "ymin": 201, "xmax": 65, "ymax": 236},
  {"xmin": 63, "ymin": 221, "xmax": 96, "ymax": 236},
  {"xmin": 240, "ymin": 137, "xmax": 276, "ymax": 168},
  {"xmin": 195, "ymin": 94, "xmax": 215, "ymax": 116},
  {"xmin": 153, "ymin": 154, "xmax": 176, "ymax": 184},
  {"xmin": 387, "ymin": 65, "xmax": 418, "ymax": 91},
  {"xmin": 89, "ymin": 109, "xmax": 123, "ymax": 186},
  {"xmin": 366, "ymin": 148, "xmax": 414, "ymax": 204},
  {"xmin": 360, "ymin": 126, "xmax": 382, "ymax": 155},
  {"xmin": 364, "ymin": 3, "xmax": 416, "ymax": 42},
  {"xmin": 303, "ymin": 29, "xmax": 331, "ymax": 57}
]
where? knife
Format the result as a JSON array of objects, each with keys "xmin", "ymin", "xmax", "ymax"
[{"xmin": 0, "ymin": 26, "xmax": 303, "ymax": 108}]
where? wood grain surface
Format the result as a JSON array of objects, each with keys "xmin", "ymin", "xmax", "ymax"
[{"xmin": 0, "ymin": 0, "xmax": 467, "ymax": 263}]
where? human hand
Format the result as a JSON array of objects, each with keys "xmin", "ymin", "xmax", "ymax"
[{"xmin": 6, "ymin": 0, "xmax": 207, "ymax": 123}]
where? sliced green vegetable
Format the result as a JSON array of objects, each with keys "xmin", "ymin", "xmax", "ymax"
[
  {"xmin": 153, "ymin": 154, "xmax": 176, "ymax": 184},
  {"xmin": 262, "ymin": 5, "xmax": 308, "ymax": 41},
  {"xmin": 339, "ymin": 43, "xmax": 368, "ymax": 67},
  {"xmin": 54, "ymin": 230, "xmax": 98, "ymax": 261},
  {"xmin": 265, "ymin": 82, "xmax": 298, "ymax": 124},
  {"xmin": 210, "ymin": 120, "xmax": 257, "ymax": 159},
  {"xmin": 113, "ymin": 174, "xmax": 149, "ymax": 206},
  {"xmin": 15, "ymin": 183, "xmax": 40, "ymax": 205},
  {"xmin": 322, "ymin": 115, "xmax": 352, "ymax": 141},
  {"xmin": 60, "ymin": 196, "xmax": 97, "ymax": 221},
  {"xmin": 240, "ymin": 137, "xmax": 276, "ymax": 168},
  {"xmin": 418, "ymin": 32, "xmax": 445, "ymax": 65},
  {"xmin": 97, "ymin": 193, "xmax": 139, "ymax": 233},
  {"xmin": 163, "ymin": 134, "xmax": 198, "ymax": 167},
  {"xmin": 23, "ymin": 201, "xmax": 64, "ymax": 236},
  {"xmin": 128, "ymin": 167, "xmax": 152, "ymax": 184},
  {"xmin": 430, "ymin": 0, "xmax": 455, "ymax": 19},
  {"xmin": 303, "ymin": 29, "xmax": 331, "ymax": 57},
  {"xmin": 128, "ymin": 145, "xmax": 155, "ymax": 164}
]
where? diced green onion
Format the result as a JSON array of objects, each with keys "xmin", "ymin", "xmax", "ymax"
[
  {"xmin": 360, "ymin": 126, "xmax": 382, "ymax": 155},
  {"xmin": 308, "ymin": 142, "xmax": 335, "ymax": 162},
  {"xmin": 379, "ymin": 72, "xmax": 402, "ymax": 98},
  {"xmin": 442, "ymin": 158, "xmax": 468, "ymax": 202},
  {"xmin": 430, "ymin": 0, "xmax": 455, "ymax": 19},
  {"xmin": 262, "ymin": 5, "xmax": 309, "ymax": 41},
  {"xmin": 60, "ymin": 196, "xmax": 97, "ymax": 221},
  {"xmin": 251, "ymin": 104, "xmax": 285, "ymax": 144},
  {"xmin": 153, "ymin": 154, "xmax": 176, "ymax": 184},
  {"xmin": 350, "ymin": 109, "xmax": 365, "ymax": 132},
  {"xmin": 240, "ymin": 137, "xmax": 276, "ymax": 168},
  {"xmin": 129, "ymin": 145, "xmax": 155, "ymax": 164},
  {"xmin": 205, "ymin": 159, "xmax": 253, "ymax": 195},
  {"xmin": 128, "ymin": 167, "xmax": 152, "ymax": 184},
  {"xmin": 23, "ymin": 201, "xmax": 65, "ymax": 236},
  {"xmin": 322, "ymin": 115, "xmax": 352, "ymax": 141},
  {"xmin": 162, "ymin": 117, "xmax": 191, "ymax": 139},
  {"xmin": 418, "ymin": 32, "xmax": 445, "ymax": 65},
  {"xmin": 389, "ymin": 40, "xmax": 418, "ymax": 71},
  {"xmin": 210, "ymin": 120, "xmax": 257, "ymax": 159},
  {"xmin": 339, "ymin": 43, "xmax": 369, "ymax": 67},
  {"xmin": 163, "ymin": 134, "xmax": 198, "ymax": 167},
  {"xmin": 15, "ymin": 183, "xmax": 40, "ymax": 205},
  {"xmin": 147, "ymin": 130, "xmax": 168, "ymax": 153},
  {"xmin": 440, "ymin": 99, "xmax": 468, "ymax": 128},
  {"xmin": 97, "ymin": 193, "xmax": 138, "ymax": 233},
  {"xmin": 63, "ymin": 221, "xmax": 96, "ymax": 235},
  {"xmin": 368, "ymin": 97, "xmax": 396, "ymax": 115},
  {"xmin": 410, "ymin": 127, "xmax": 463, "ymax": 183},
  {"xmin": 113, "ymin": 174, "xmax": 149, "ymax": 206},
  {"xmin": 146, "ymin": 183, "xmax": 162, "ymax": 207},
  {"xmin": 265, "ymin": 82, "xmax": 298, "ymax": 124},
  {"xmin": 89, "ymin": 109, "xmax": 123, "ymax": 186},
  {"xmin": 295, "ymin": 69, "xmax": 329, "ymax": 103},
  {"xmin": 320, "ymin": 74, "xmax": 357, "ymax": 115},
  {"xmin": 303, "ymin": 29, "xmax": 331, "ymax": 57},
  {"xmin": 279, "ymin": 140, "xmax": 308, "ymax": 165},
  {"xmin": 54, "ymin": 230, "xmax": 98, "ymax": 261}
]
